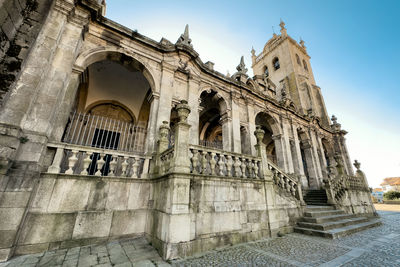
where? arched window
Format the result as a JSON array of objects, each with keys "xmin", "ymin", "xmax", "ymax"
[
  {"xmin": 303, "ymin": 60, "xmax": 308, "ymax": 71},
  {"xmin": 273, "ymin": 57, "xmax": 280, "ymax": 70},
  {"xmin": 264, "ymin": 66, "xmax": 269, "ymax": 77},
  {"xmin": 296, "ymin": 54, "xmax": 301, "ymax": 65}
]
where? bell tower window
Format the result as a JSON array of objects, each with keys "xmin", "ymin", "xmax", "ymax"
[{"xmin": 273, "ymin": 57, "xmax": 280, "ymax": 70}]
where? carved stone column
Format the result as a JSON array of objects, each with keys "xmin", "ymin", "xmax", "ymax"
[
  {"xmin": 271, "ymin": 134, "xmax": 287, "ymax": 171},
  {"xmin": 254, "ymin": 126, "xmax": 273, "ymax": 180},
  {"xmin": 170, "ymin": 100, "xmax": 191, "ymax": 173},
  {"xmin": 220, "ymin": 112, "xmax": 233, "ymax": 152}
]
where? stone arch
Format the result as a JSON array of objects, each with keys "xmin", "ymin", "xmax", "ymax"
[
  {"xmin": 74, "ymin": 47, "xmax": 157, "ymax": 93},
  {"xmin": 255, "ymin": 112, "xmax": 282, "ymax": 166},
  {"xmin": 84, "ymin": 100, "xmax": 136, "ymax": 123},
  {"xmin": 198, "ymin": 89, "xmax": 230, "ymax": 150},
  {"xmin": 198, "ymin": 87, "xmax": 230, "ymax": 113}
]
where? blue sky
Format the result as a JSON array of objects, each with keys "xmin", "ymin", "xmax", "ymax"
[{"xmin": 105, "ymin": 0, "xmax": 400, "ymax": 187}]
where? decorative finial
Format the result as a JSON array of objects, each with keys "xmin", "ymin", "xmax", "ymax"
[
  {"xmin": 279, "ymin": 19, "xmax": 287, "ymax": 37},
  {"xmin": 176, "ymin": 24, "xmax": 192, "ymax": 47},
  {"xmin": 236, "ymin": 56, "xmax": 248, "ymax": 74},
  {"xmin": 299, "ymin": 38, "xmax": 306, "ymax": 49},
  {"xmin": 354, "ymin": 160, "xmax": 361, "ymax": 171},
  {"xmin": 331, "ymin": 115, "xmax": 337, "ymax": 124},
  {"xmin": 279, "ymin": 19, "xmax": 286, "ymax": 30},
  {"xmin": 251, "ymin": 46, "xmax": 255, "ymax": 56}
]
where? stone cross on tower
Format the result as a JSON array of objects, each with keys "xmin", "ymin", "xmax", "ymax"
[{"xmin": 279, "ymin": 19, "xmax": 287, "ymax": 37}]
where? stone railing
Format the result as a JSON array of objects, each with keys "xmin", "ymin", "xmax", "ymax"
[
  {"xmin": 347, "ymin": 175, "xmax": 369, "ymax": 192},
  {"xmin": 46, "ymin": 142, "xmax": 150, "ymax": 178},
  {"xmin": 330, "ymin": 175, "xmax": 347, "ymax": 202},
  {"xmin": 189, "ymin": 145, "xmax": 262, "ymax": 179},
  {"xmin": 267, "ymin": 160, "xmax": 301, "ymax": 200},
  {"xmin": 159, "ymin": 147, "xmax": 174, "ymax": 175}
]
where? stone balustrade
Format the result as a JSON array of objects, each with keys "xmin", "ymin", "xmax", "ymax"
[
  {"xmin": 189, "ymin": 145, "xmax": 262, "ymax": 179},
  {"xmin": 159, "ymin": 147, "xmax": 174, "ymax": 175},
  {"xmin": 267, "ymin": 161, "xmax": 300, "ymax": 200},
  {"xmin": 46, "ymin": 142, "xmax": 150, "ymax": 178},
  {"xmin": 347, "ymin": 175, "xmax": 369, "ymax": 192}
]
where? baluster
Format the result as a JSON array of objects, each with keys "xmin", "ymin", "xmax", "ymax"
[
  {"xmin": 191, "ymin": 149, "xmax": 199, "ymax": 174},
  {"xmin": 66, "ymin": 150, "xmax": 79, "ymax": 174},
  {"xmin": 253, "ymin": 160, "xmax": 259, "ymax": 179},
  {"xmin": 218, "ymin": 154, "xmax": 225, "ymax": 176},
  {"xmin": 48, "ymin": 147, "xmax": 64, "ymax": 174},
  {"xmin": 226, "ymin": 155, "xmax": 233, "ymax": 177},
  {"xmin": 279, "ymin": 173, "xmax": 284, "ymax": 188},
  {"xmin": 131, "ymin": 157, "xmax": 140, "ymax": 178},
  {"xmin": 286, "ymin": 178, "xmax": 291, "ymax": 192},
  {"xmin": 95, "ymin": 153, "xmax": 106, "ymax": 176},
  {"xmin": 241, "ymin": 158, "xmax": 247, "ymax": 178},
  {"xmin": 210, "ymin": 152, "xmax": 216, "ymax": 175},
  {"xmin": 201, "ymin": 151, "xmax": 208, "ymax": 174},
  {"xmin": 291, "ymin": 181, "xmax": 296, "ymax": 196},
  {"xmin": 108, "ymin": 155, "xmax": 118, "ymax": 177},
  {"xmin": 81, "ymin": 151, "xmax": 93, "ymax": 175},
  {"xmin": 121, "ymin": 156, "xmax": 128, "ymax": 177},
  {"xmin": 234, "ymin": 157, "xmax": 241, "ymax": 177}
]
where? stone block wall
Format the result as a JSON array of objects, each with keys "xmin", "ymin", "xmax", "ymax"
[
  {"xmin": 148, "ymin": 174, "xmax": 303, "ymax": 260},
  {"xmin": 0, "ymin": 0, "xmax": 52, "ymax": 104},
  {"xmin": 14, "ymin": 173, "xmax": 152, "ymax": 256}
]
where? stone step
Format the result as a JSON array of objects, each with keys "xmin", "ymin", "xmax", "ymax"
[
  {"xmin": 305, "ymin": 202, "xmax": 331, "ymax": 206},
  {"xmin": 301, "ymin": 213, "xmax": 358, "ymax": 223},
  {"xmin": 305, "ymin": 205, "xmax": 334, "ymax": 211},
  {"xmin": 297, "ymin": 217, "xmax": 370, "ymax": 231},
  {"xmin": 294, "ymin": 219, "xmax": 382, "ymax": 239},
  {"xmin": 304, "ymin": 210, "xmax": 344, "ymax": 218}
]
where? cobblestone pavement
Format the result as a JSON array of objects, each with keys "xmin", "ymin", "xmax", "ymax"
[{"xmin": 1, "ymin": 211, "xmax": 399, "ymax": 267}]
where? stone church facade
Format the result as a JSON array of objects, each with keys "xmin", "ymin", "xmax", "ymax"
[{"xmin": 0, "ymin": 0, "xmax": 376, "ymax": 262}]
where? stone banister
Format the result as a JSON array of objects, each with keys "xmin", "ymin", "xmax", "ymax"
[{"xmin": 46, "ymin": 142, "xmax": 150, "ymax": 178}]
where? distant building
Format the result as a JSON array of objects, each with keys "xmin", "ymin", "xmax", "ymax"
[
  {"xmin": 372, "ymin": 188, "xmax": 384, "ymax": 203},
  {"xmin": 380, "ymin": 177, "xmax": 400, "ymax": 192}
]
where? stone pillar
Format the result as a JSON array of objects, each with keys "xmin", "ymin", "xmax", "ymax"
[
  {"xmin": 186, "ymin": 78, "xmax": 200, "ymax": 145},
  {"xmin": 171, "ymin": 100, "xmax": 191, "ymax": 173},
  {"xmin": 231, "ymin": 99, "xmax": 241, "ymax": 153},
  {"xmin": 301, "ymin": 139, "xmax": 320, "ymax": 189},
  {"xmin": 310, "ymin": 130, "xmax": 323, "ymax": 182},
  {"xmin": 271, "ymin": 134, "xmax": 287, "ymax": 171},
  {"xmin": 292, "ymin": 126, "xmax": 307, "ymax": 188},
  {"xmin": 154, "ymin": 67, "xmax": 175, "ymax": 144},
  {"xmin": 317, "ymin": 134, "xmax": 328, "ymax": 178},
  {"xmin": 254, "ymin": 126, "xmax": 273, "ymax": 180},
  {"xmin": 220, "ymin": 112, "xmax": 233, "ymax": 152},
  {"xmin": 247, "ymin": 102, "xmax": 257, "ymax": 156},
  {"xmin": 281, "ymin": 120, "xmax": 294, "ymax": 173},
  {"xmin": 151, "ymin": 100, "xmax": 192, "ymax": 260},
  {"xmin": 145, "ymin": 93, "xmax": 160, "ymax": 153}
]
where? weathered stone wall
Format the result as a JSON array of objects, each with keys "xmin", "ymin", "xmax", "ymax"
[
  {"xmin": 148, "ymin": 174, "xmax": 303, "ymax": 259},
  {"xmin": 15, "ymin": 173, "xmax": 152, "ymax": 255},
  {"xmin": 0, "ymin": 0, "xmax": 52, "ymax": 105}
]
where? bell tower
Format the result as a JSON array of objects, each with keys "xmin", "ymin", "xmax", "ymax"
[{"xmin": 251, "ymin": 21, "xmax": 330, "ymax": 126}]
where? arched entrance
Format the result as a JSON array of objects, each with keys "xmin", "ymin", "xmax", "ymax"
[
  {"xmin": 62, "ymin": 53, "xmax": 154, "ymax": 175},
  {"xmin": 198, "ymin": 90, "xmax": 228, "ymax": 150}
]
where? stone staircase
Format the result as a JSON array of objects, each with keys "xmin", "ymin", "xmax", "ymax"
[{"xmin": 294, "ymin": 190, "xmax": 381, "ymax": 238}]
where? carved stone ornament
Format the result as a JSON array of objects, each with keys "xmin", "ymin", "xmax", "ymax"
[
  {"xmin": 254, "ymin": 126, "xmax": 265, "ymax": 145},
  {"xmin": 353, "ymin": 160, "xmax": 361, "ymax": 171},
  {"xmin": 176, "ymin": 24, "xmax": 193, "ymax": 47},
  {"xmin": 176, "ymin": 100, "xmax": 191, "ymax": 122}
]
